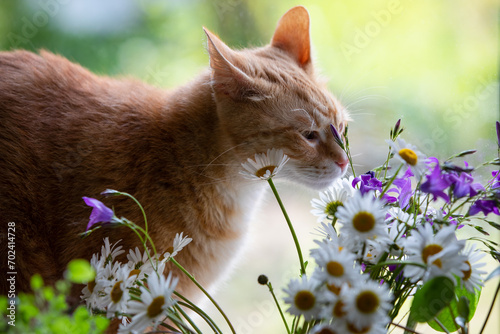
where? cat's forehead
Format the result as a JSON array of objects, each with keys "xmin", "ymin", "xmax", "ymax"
[{"xmin": 239, "ymin": 47, "xmax": 348, "ymax": 126}]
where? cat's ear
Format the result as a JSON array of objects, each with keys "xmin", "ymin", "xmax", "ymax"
[
  {"xmin": 271, "ymin": 6, "xmax": 311, "ymax": 69},
  {"xmin": 204, "ymin": 28, "xmax": 263, "ymax": 101}
]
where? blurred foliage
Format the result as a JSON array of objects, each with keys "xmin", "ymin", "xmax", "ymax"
[{"xmin": 0, "ymin": 0, "xmax": 498, "ymax": 171}]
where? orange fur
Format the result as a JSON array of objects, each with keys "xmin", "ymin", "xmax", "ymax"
[{"xmin": 0, "ymin": 6, "xmax": 349, "ymax": 304}]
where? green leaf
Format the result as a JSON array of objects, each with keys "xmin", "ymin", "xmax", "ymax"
[
  {"xmin": 428, "ymin": 278, "xmax": 481, "ymax": 332},
  {"xmin": 94, "ymin": 316, "xmax": 110, "ymax": 332},
  {"xmin": 42, "ymin": 286, "xmax": 55, "ymax": 301},
  {"xmin": 73, "ymin": 306, "xmax": 90, "ymax": 322},
  {"xmin": 30, "ymin": 274, "xmax": 44, "ymax": 291},
  {"xmin": 485, "ymin": 220, "xmax": 500, "ymax": 230},
  {"xmin": 409, "ymin": 276, "xmax": 455, "ymax": 323},
  {"xmin": 0, "ymin": 295, "xmax": 8, "ymax": 313},
  {"xmin": 474, "ymin": 225, "xmax": 489, "ymax": 236},
  {"xmin": 65, "ymin": 259, "xmax": 95, "ymax": 284},
  {"xmin": 457, "ymin": 296, "xmax": 470, "ymax": 319}
]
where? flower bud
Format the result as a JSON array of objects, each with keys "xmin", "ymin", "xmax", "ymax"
[{"xmin": 257, "ymin": 274, "xmax": 268, "ymax": 285}]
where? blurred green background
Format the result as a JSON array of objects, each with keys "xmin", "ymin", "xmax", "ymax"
[{"xmin": 0, "ymin": 0, "xmax": 498, "ymax": 333}]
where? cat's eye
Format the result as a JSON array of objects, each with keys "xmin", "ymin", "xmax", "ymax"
[{"xmin": 302, "ymin": 131, "xmax": 319, "ymax": 141}]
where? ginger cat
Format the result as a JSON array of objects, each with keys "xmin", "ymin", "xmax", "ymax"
[{"xmin": 0, "ymin": 6, "xmax": 349, "ymax": 302}]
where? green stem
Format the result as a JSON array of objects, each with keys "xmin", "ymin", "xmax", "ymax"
[
  {"xmin": 346, "ymin": 147, "xmax": 356, "ymax": 178},
  {"xmin": 433, "ymin": 317, "xmax": 451, "ymax": 334},
  {"xmin": 267, "ymin": 178, "xmax": 306, "ymax": 275},
  {"xmin": 380, "ymin": 164, "xmax": 403, "ymax": 198},
  {"xmin": 124, "ymin": 218, "xmax": 159, "ymax": 272},
  {"xmin": 171, "ymin": 258, "xmax": 236, "ymax": 334},
  {"xmin": 384, "ymin": 148, "xmax": 393, "ymax": 180},
  {"xmin": 117, "ymin": 191, "xmax": 149, "ymax": 234},
  {"xmin": 390, "ymin": 322, "xmax": 421, "ymax": 334},
  {"xmin": 479, "ymin": 280, "xmax": 500, "ymax": 334},
  {"xmin": 173, "ymin": 304, "xmax": 203, "ymax": 334},
  {"xmin": 267, "ymin": 281, "xmax": 291, "ymax": 334}
]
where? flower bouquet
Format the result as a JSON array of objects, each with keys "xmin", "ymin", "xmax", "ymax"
[{"xmin": 80, "ymin": 120, "xmax": 500, "ymax": 333}]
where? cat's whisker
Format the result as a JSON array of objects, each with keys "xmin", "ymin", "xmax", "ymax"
[
  {"xmin": 201, "ymin": 143, "xmax": 247, "ymax": 174},
  {"xmin": 344, "ymin": 94, "xmax": 390, "ymax": 110}
]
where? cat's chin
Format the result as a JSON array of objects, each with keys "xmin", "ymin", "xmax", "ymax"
[{"xmin": 289, "ymin": 172, "xmax": 346, "ymax": 191}]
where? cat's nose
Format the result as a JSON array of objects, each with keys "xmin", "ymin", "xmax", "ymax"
[{"xmin": 335, "ymin": 159, "xmax": 348, "ymax": 170}]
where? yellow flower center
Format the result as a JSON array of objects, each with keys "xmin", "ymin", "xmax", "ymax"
[
  {"xmin": 398, "ymin": 148, "xmax": 418, "ymax": 166},
  {"xmin": 462, "ymin": 261, "xmax": 472, "ymax": 281},
  {"xmin": 326, "ymin": 283, "xmax": 342, "ymax": 295},
  {"xmin": 147, "ymin": 296, "xmax": 165, "ymax": 318},
  {"xmin": 326, "ymin": 261, "xmax": 344, "ymax": 277},
  {"xmin": 422, "ymin": 244, "xmax": 444, "ymax": 268},
  {"xmin": 346, "ymin": 323, "xmax": 371, "ymax": 334},
  {"xmin": 352, "ymin": 212, "xmax": 376, "ymax": 233},
  {"xmin": 166, "ymin": 246, "xmax": 174, "ymax": 254},
  {"xmin": 317, "ymin": 328, "xmax": 338, "ymax": 334},
  {"xmin": 110, "ymin": 281, "xmax": 123, "ymax": 303},
  {"xmin": 87, "ymin": 280, "xmax": 96, "ymax": 294},
  {"xmin": 355, "ymin": 290, "xmax": 380, "ymax": 314},
  {"xmin": 294, "ymin": 290, "xmax": 316, "ymax": 311},
  {"xmin": 256, "ymin": 165, "xmax": 276, "ymax": 178},
  {"xmin": 333, "ymin": 300, "xmax": 346, "ymax": 318},
  {"xmin": 325, "ymin": 201, "xmax": 343, "ymax": 217},
  {"xmin": 129, "ymin": 269, "xmax": 141, "ymax": 278}
]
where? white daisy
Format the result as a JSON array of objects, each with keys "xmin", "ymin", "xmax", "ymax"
[
  {"xmin": 119, "ymin": 272, "xmax": 178, "ymax": 334},
  {"xmin": 283, "ymin": 275, "xmax": 324, "ymax": 320},
  {"xmin": 309, "ymin": 322, "xmax": 341, "ymax": 334},
  {"xmin": 359, "ymin": 238, "xmax": 390, "ymax": 265},
  {"xmin": 459, "ymin": 243, "xmax": 487, "ymax": 292},
  {"xmin": 101, "ymin": 265, "xmax": 137, "ymax": 319},
  {"xmin": 127, "ymin": 247, "xmax": 155, "ymax": 280},
  {"xmin": 386, "ymin": 138, "xmax": 428, "ymax": 178},
  {"xmin": 162, "ymin": 232, "xmax": 193, "ymax": 261},
  {"xmin": 335, "ymin": 192, "xmax": 390, "ymax": 246},
  {"xmin": 319, "ymin": 283, "xmax": 350, "ymax": 321},
  {"xmin": 311, "ymin": 177, "xmax": 356, "ymax": 222},
  {"xmin": 386, "ymin": 207, "xmax": 418, "ymax": 253},
  {"xmin": 312, "ymin": 222, "xmax": 351, "ymax": 252},
  {"xmin": 310, "ymin": 242, "xmax": 358, "ymax": 286},
  {"xmin": 81, "ymin": 253, "xmax": 106, "ymax": 310},
  {"xmin": 403, "ymin": 223, "xmax": 467, "ymax": 283},
  {"xmin": 101, "ymin": 237, "xmax": 124, "ymax": 266},
  {"xmin": 240, "ymin": 148, "xmax": 289, "ymax": 181},
  {"xmin": 342, "ymin": 278, "xmax": 392, "ymax": 330}
]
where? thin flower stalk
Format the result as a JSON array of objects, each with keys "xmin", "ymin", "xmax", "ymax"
[
  {"xmin": 170, "ymin": 258, "xmax": 236, "ymax": 334},
  {"xmin": 268, "ymin": 178, "xmax": 306, "ymax": 276}
]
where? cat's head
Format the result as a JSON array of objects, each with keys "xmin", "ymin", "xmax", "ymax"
[{"xmin": 205, "ymin": 6, "xmax": 350, "ymax": 190}]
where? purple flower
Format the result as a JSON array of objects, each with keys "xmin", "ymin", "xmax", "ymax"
[
  {"xmin": 391, "ymin": 167, "xmax": 414, "ymax": 209},
  {"xmin": 330, "ymin": 124, "xmax": 345, "ymax": 149},
  {"xmin": 469, "ymin": 199, "xmax": 500, "ymax": 216},
  {"xmin": 352, "ymin": 171, "xmax": 383, "ymax": 195},
  {"xmin": 490, "ymin": 170, "xmax": 500, "ymax": 190},
  {"xmin": 420, "ymin": 162, "xmax": 451, "ymax": 202},
  {"xmin": 445, "ymin": 162, "xmax": 484, "ymax": 198},
  {"xmin": 83, "ymin": 197, "xmax": 114, "ymax": 231}
]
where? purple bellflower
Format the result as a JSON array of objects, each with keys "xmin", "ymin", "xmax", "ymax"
[
  {"xmin": 353, "ymin": 171, "xmax": 383, "ymax": 195},
  {"xmin": 469, "ymin": 199, "xmax": 500, "ymax": 217},
  {"xmin": 83, "ymin": 197, "xmax": 114, "ymax": 231},
  {"xmin": 446, "ymin": 162, "xmax": 484, "ymax": 199},
  {"xmin": 420, "ymin": 161, "xmax": 451, "ymax": 202},
  {"xmin": 353, "ymin": 171, "xmax": 397, "ymax": 203},
  {"xmin": 390, "ymin": 167, "xmax": 414, "ymax": 209}
]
